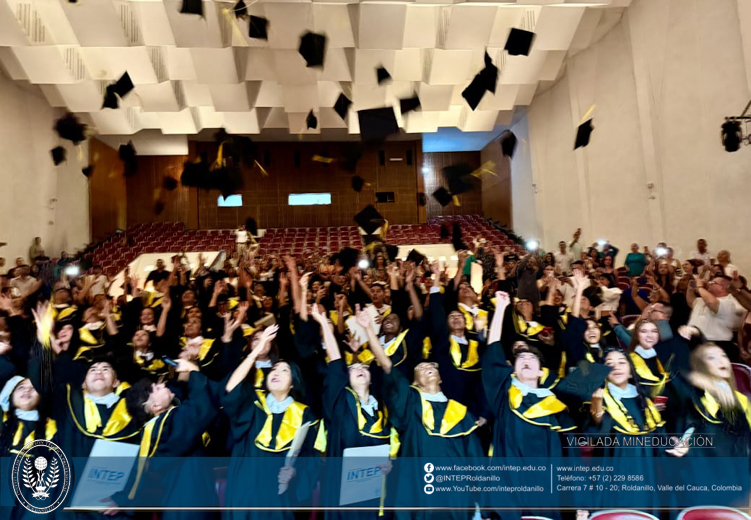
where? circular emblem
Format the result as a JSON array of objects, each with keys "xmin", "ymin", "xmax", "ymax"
[{"xmin": 11, "ymin": 439, "xmax": 71, "ymax": 514}]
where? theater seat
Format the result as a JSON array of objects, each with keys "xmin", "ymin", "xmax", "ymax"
[
  {"xmin": 731, "ymin": 363, "xmax": 751, "ymax": 397},
  {"xmin": 590, "ymin": 511, "xmax": 659, "ymax": 520},
  {"xmin": 677, "ymin": 507, "xmax": 751, "ymax": 520}
]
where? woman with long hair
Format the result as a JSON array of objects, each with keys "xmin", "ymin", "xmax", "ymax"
[
  {"xmin": 627, "ymin": 320, "xmax": 669, "ymax": 397},
  {"xmin": 221, "ymin": 324, "xmax": 321, "ymax": 520}
]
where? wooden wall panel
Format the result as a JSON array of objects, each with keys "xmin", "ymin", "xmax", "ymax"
[
  {"xmin": 89, "ymin": 138, "xmax": 127, "ymax": 241},
  {"xmin": 422, "ymin": 151, "xmax": 483, "ymax": 219},
  {"xmin": 126, "ymin": 152, "xmax": 192, "ymax": 228}
]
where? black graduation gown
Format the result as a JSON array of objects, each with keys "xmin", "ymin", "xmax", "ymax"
[
  {"xmin": 584, "ymin": 388, "xmax": 667, "ymax": 512},
  {"xmin": 427, "ymin": 292, "xmax": 489, "ymax": 421},
  {"xmin": 111, "ymin": 372, "xmax": 220, "ymax": 520},
  {"xmin": 382, "ymin": 368, "xmax": 483, "ymax": 520},
  {"xmin": 482, "ymin": 341, "xmax": 576, "ymax": 520},
  {"xmin": 221, "ymin": 382, "xmax": 321, "ymax": 520},
  {"xmin": 321, "ymin": 359, "xmax": 392, "ymax": 519}
]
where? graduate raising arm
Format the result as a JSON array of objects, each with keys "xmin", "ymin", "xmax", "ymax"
[{"xmin": 225, "ymin": 324, "xmax": 279, "ymax": 393}]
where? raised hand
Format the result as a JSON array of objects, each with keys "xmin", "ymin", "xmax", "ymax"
[
  {"xmin": 299, "ymin": 272, "xmax": 311, "ymax": 291},
  {"xmin": 494, "ymin": 291, "xmax": 511, "ymax": 309},
  {"xmin": 573, "ymin": 270, "xmax": 588, "ymax": 291},
  {"xmin": 260, "ymin": 323, "xmax": 279, "ymax": 344},
  {"xmin": 405, "ymin": 264, "xmax": 416, "ymax": 285},
  {"xmin": 310, "ymin": 303, "xmax": 326, "ymax": 324},
  {"xmin": 162, "ymin": 294, "xmax": 172, "ymax": 311},
  {"xmin": 355, "ymin": 304, "xmax": 371, "ymax": 328}
]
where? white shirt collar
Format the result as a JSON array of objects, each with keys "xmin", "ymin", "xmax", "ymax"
[
  {"xmin": 85, "ymin": 392, "xmax": 120, "ymax": 409},
  {"xmin": 360, "ymin": 395, "xmax": 379, "ymax": 416},
  {"xmin": 83, "ymin": 321, "xmax": 104, "ymax": 331},
  {"xmin": 141, "ymin": 324, "xmax": 157, "ymax": 332},
  {"xmin": 451, "ymin": 335, "xmax": 468, "ymax": 345},
  {"xmin": 511, "ymin": 377, "xmax": 554, "ymax": 398},
  {"xmin": 266, "ymin": 394, "xmax": 294, "ymax": 414},
  {"xmin": 420, "ymin": 391, "xmax": 448, "ymax": 403},
  {"xmin": 380, "ymin": 336, "xmax": 397, "ymax": 349},
  {"xmin": 589, "ymin": 343, "xmax": 601, "ymax": 350},
  {"xmin": 635, "ymin": 346, "xmax": 657, "ymax": 359},
  {"xmin": 608, "ymin": 382, "xmax": 639, "ymax": 400},
  {"xmin": 255, "ymin": 360, "xmax": 272, "ymax": 369},
  {"xmin": 136, "ymin": 351, "xmax": 155, "ymax": 361},
  {"xmin": 186, "ymin": 336, "xmax": 204, "ymax": 349}
]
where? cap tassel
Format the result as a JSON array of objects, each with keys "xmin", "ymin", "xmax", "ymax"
[
  {"xmin": 222, "ymin": 8, "xmax": 246, "ymax": 44},
  {"xmin": 578, "ymin": 104, "xmax": 596, "ymax": 126},
  {"xmin": 452, "ymin": 196, "xmax": 461, "ymax": 207},
  {"xmin": 211, "ymin": 143, "xmax": 225, "ymax": 171},
  {"xmin": 470, "ymin": 160, "xmax": 497, "ymax": 179},
  {"xmin": 254, "ymin": 160, "xmax": 268, "ymax": 176}
]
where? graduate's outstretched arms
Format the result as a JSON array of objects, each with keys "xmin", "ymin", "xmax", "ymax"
[
  {"xmin": 488, "ymin": 291, "xmax": 510, "ymax": 345},
  {"xmin": 225, "ymin": 324, "xmax": 278, "ymax": 393},
  {"xmin": 357, "ymin": 305, "xmax": 391, "ymax": 373},
  {"xmin": 298, "ymin": 272, "xmax": 311, "ymax": 322},
  {"xmin": 311, "ymin": 304, "xmax": 340, "ymax": 362},
  {"xmin": 405, "ymin": 265, "xmax": 423, "ymax": 320},
  {"xmin": 571, "ymin": 271, "xmax": 588, "ymax": 318},
  {"xmin": 156, "ymin": 294, "xmax": 171, "ymax": 338}
]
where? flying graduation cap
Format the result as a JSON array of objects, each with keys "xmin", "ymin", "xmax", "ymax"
[
  {"xmin": 181, "ymin": 0, "xmax": 203, "ymax": 16},
  {"xmin": 306, "ymin": 110, "xmax": 318, "ymax": 130},
  {"xmin": 505, "ymin": 28, "xmax": 535, "ymax": 56},
  {"xmin": 334, "ymin": 93, "xmax": 352, "ymax": 120},
  {"xmin": 432, "ymin": 187, "xmax": 453, "ymax": 207},
  {"xmin": 500, "ymin": 131, "xmax": 518, "ymax": 158},
  {"xmin": 406, "ymin": 249, "xmax": 426, "ymax": 265},
  {"xmin": 163, "ymin": 176, "xmax": 179, "ymax": 191},
  {"xmin": 299, "ymin": 32, "xmax": 327, "ymax": 68},
  {"xmin": 102, "ymin": 72, "xmax": 134, "ymax": 110},
  {"xmin": 119, "ymin": 141, "xmax": 138, "ymax": 177},
  {"xmin": 461, "ymin": 52, "xmax": 498, "ymax": 111},
  {"xmin": 351, "ymin": 175, "xmax": 365, "ymax": 192},
  {"xmin": 376, "ymin": 66, "xmax": 392, "ymax": 85},
  {"xmin": 575, "ymin": 119, "xmax": 594, "ymax": 149},
  {"xmin": 399, "ymin": 95, "xmax": 421, "ymax": 115},
  {"xmin": 82, "ymin": 165, "xmax": 94, "ymax": 178},
  {"xmin": 354, "ymin": 204, "xmax": 385, "ymax": 235},
  {"xmin": 444, "ymin": 163, "xmax": 479, "ymax": 196},
  {"xmin": 51, "ymin": 146, "xmax": 66, "ymax": 166},
  {"xmin": 248, "ymin": 15, "xmax": 269, "ymax": 40},
  {"xmin": 358, "ymin": 107, "xmax": 399, "ymax": 142},
  {"xmin": 233, "ymin": 0, "xmax": 247, "ymax": 18},
  {"xmin": 54, "ymin": 113, "xmax": 87, "ymax": 145}
]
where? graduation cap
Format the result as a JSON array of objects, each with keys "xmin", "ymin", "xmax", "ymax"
[
  {"xmin": 384, "ymin": 244, "xmax": 399, "ymax": 263},
  {"xmin": 163, "ymin": 177, "xmax": 178, "ymax": 191},
  {"xmin": 354, "ymin": 204, "xmax": 385, "ymax": 235},
  {"xmin": 505, "ymin": 28, "xmax": 535, "ymax": 56},
  {"xmin": 337, "ymin": 247, "xmax": 360, "ymax": 271},
  {"xmin": 417, "ymin": 192, "xmax": 427, "ymax": 207},
  {"xmin": 119, "ymin": 141, "xmax": 138, "ymax": 177},
  {"xmin": 399, "ymin": 95, "xmax": 421, "ymax": 115},
  {"xmin": 406, "ymin": 249, "xmax": 425, "ymax": 265},
  {"xmin": 54, "ymin": 113, "xmax": 87, "ymax": 145},
  {"xmin": 358, "ymin": 107, "xmax": 399, "ymax": 143},
  {"xmin": 500, "ymin": 131, "xmax": 518, "ymax": 158},
  {"xmin": 82, "ymin": 165, "xmax": 94, "ymax": 178},
  {"xmin": 51, "ymin": 146, "xmax": 66, "ymax": 166},
  {"xmin": 376, "ymin": 66, "xmax": 391, "ymax": 85},
  {"xmin": 451, "ymin": 221, "xmax": 469, "ymax": 251},
  {"xmin": 440, "ymin": 224, "xmax": 450, "ymax": 240},
  {"xmin": 306, "ymin": 110, "xmax": 318, "ymax": 130},
  {"xmin": 181, "ymin": 155, "xmax": 211, "ymax": 187},
  {"xmin": 245, "ymin": 217, "xmax": 258, "ymax": 236},
  {"xmin": 351, "ymin": 175, "xmax": 365, "ymax": 193},
  {"xmin": 443, "ymin": 163, "xmax": 478, "ymax": 196},
  {"xmin": 102, "ymin": 72, "xmax": 134, "ymax": 109},
  {"xmin": 233, "ymin": 0, "xmax": 247, "ymax": 18},
  {"xmin": 299, "ymin": 32, "xmax": 327, "ymax": 68},
  {"xmin": 574, "ymin": 119, "xmax": 594, "ymax": 149},
  {"xmin": 432, "ymin": 187, "xmax": 453, "ymax": 207},
  {"xmin": 180, "ymin": 0, "xmax": 203, "ymax": 16},
  {"xmin": 334, "ymin": 93, "xmax": 352, "ymax": 120},
  {"xmin": 553, "ymin": 361, "xmax": 612, "ymax": 404},
  {"xmin": 461, "ymin": 52, "xmax": 498, "ymax": 111},
  {"xmin": 248, "ymin": 15, "xmax": 269, "ymax": 40}
]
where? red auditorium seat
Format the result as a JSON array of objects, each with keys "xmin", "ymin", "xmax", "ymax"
[
  {"xmin": 677, "ymin": 507, "xmax": 750, "ymax": 520},
  {"xmin": 590, "ymin": 511, "xmax": 659, "ymax": 520},
  {"xmin": 732, "ymin": 363, "xmax": 751, "ymax": 397}
]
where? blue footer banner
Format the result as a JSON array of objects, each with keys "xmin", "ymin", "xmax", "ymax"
[{"xmin": 1, "ymin": 456, "xmax": 749, "ymax": 511}]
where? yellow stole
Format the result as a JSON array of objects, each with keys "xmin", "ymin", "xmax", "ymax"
[
  {"xmin": 328, "ymin": 309, "xmax": 352, "ymax": 327},
  {"xmin": 697, "ymin": 390, "xmax": 751, "ymax": 428},
  {"xmin": 422, "ymin": 337, "xmax": 432, "ymax": 360},
  {"xmin": 180, "ymin": 337, "xmax": 217, "ymax": 365},
  {"xmin": 83, "ymin": 395, "xmax": 132, "ymax": 436},
  {"xmin": 508, "ymin": 384, "xmax": 574, "ymax": 431},
  {"xmin": 449, "ymin": 337, "xmax": 480, "ymax": 372},
  {"xmin": 414, "ymin": 388, "xmax": 477, "ymax": 437},
  {"xmin": 345, "ymin": 388, "xmax": 389, "ymax": 439},
  {"xmin": 629, "ymin": 352, "xmax": 668, "ymax": 388},
  {"xmin": 514, "ymin": 313, "xmax": 545, "ymax": 337},
  {"xmin": 133, "ymin": 351, "xmax": 166, "ymax": 372},
  {"xmin": 458, "ymin": 306, "xmax": 488, "ymax": 331},
  {"xmin": 254, "ymin": 390, "xmax": 315, "ymax": 452},
  {"xmin": 52, "ymin": 304, "xmax": 77, "ymax": 322},
  {"xmin": 78, "ymin": 326, "xmax": 104, "ymax": 346},
  {"xmin": 602, "ymin": 386, "xmax": 664, "ymax": 435},
  {"xmin": 129, "ymin": 409, "xmax": 174, "ymax": 500},
  {"xmin": 12, "ymin": 418, "xmax": 58, "ymax": 448},
  {"xmin": 348, "ymin": 330, "xmax": 410, "ymax": 367}
]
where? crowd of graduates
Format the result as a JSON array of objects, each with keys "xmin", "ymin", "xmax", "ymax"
[{"xmin": 0, "ymin": 237, "xmax": 749, "ymax": 520}]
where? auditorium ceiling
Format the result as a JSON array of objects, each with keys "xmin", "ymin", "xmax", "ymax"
[{"xmin": 0, "ymin": 0, "xmax": 630, "ymax": 144}]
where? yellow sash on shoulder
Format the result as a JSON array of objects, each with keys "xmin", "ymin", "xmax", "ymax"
[
  {"xmin": 603, "ymin": 386, "xmax": 663, "ymax": 434},
  {"xmin": 12, "ymin": 419, "xmax": 58, "ymax": 447},
  {"xmin": 345, "ymin": 387, "xmax": 389, "ymax": 438},
  {"xmin": 459, "ymin": 307, "xmax": 488, "ymax": 331},
  {"xmin": 414, "ymin": 388, "xmax": 477, "ymax": 438},
  {"xmin": 449, "ymin": 337, "xmax": 480, "ymax": 371},
  {"xmin": 254, "ymin": 390, "xmax": 315, "ymax": 452},
  {"xmin": 508, "ymin": 384, "xmax": 570, "ymax": 426},
  {"xmin": 83, "ymin": 396, "xmax": 133, "ymax": 436}
]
